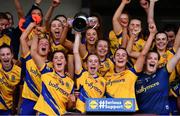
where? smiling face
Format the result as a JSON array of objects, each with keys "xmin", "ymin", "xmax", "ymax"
[
  {"xmin": 38, "ymin": 38, "xmax": 50, "ymax": 57},
  {"xmin": 145, "ymin": 52, "xmax": 159, "ymax": 74},
  {"xmin": 0, "ymin": 47, "xmax": 13, "ymax": 69},
  {"xmin": 155, "ymin": 33, "xmax": 168, "ymax": 51},
  {"xmin": 119, "ymin": 13, "xmax": 129, "ymax": 27},
  {"xmin": 50, "ymin": 20, "xmax": 63, "ymax": 39},
  {"xmin": 87, "ymin": 54, "xmax": 99, "ymax": 75},
  {"xmin": 96, "ymin": 40, "xmax": 108, "ymax": 58},
  {"xmin": 53, "ymin": 51, "xmax": 66, "ymax": 73},
  {"xmin": 114, "ymin": 48, "xmax": 128, "ymax": 68},
  {"xmin": 86, "ymin": 28, "xmax": 98, "ymax": 45}
]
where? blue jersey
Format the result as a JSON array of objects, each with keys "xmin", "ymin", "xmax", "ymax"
[{"xmin": 135, "ymin": 67, "xmax": 170, "ymax": 115}]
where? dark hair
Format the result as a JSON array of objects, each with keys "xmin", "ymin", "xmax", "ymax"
[
  {"xmin": 163, "ymin": 24, "xmax": 178, "ymax": 35},
  {"xmin": 0, "ymin": 12, "xmax": 9, "ymax": 20},
  {"xmin": 29, "ymin": 7, "xmax": 43, "ymax": 17},
  {"xmin": 129, "ymin": 18, "xmax": 144, "ymax": 39},
  {"xmin": 147, "ymin": 50, "xmax": 160, "ymax": 60},
  {"xmin": 54, "ymin": 14, "xmax": 67, "ymax": 21},
  {"xmin": 86, "ymin": 53, "xmax": 100, "ymax": 63},
  {"xmin": 26, "ymin": 7, "xmax": 43, "ymax": 25},
  {"xmin": 86, "ymin": 27, "xmax": 97, "ymax": 33},
  {"xmin": 154, "ymin": 31, "xmax": 168, "ymax": 40},
  {"xmin": 96, "ymin": 39, "xmax": 110, "ymax": 53},
  {"xmin": 0, "ymin": 43, "xmax": 13, "ymax": 54},
  {"xmin": 114, "ymin": 47, "xmax": 128, "ymax": 58},
  {"xmin": 51, "ymin": 50, "xmax": 67, "ymax": 61},
  {"xmin": 49, "ymin": 19, "xmax": 63, "ymax": 35}
]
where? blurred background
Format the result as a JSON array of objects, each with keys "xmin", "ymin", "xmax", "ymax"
[{"xmin": 1, "ymin": 0, "xmax": 180, "ymax": 36}]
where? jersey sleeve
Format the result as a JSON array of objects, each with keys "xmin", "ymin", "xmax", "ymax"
[
  {"xmin": 21, "ymin": 52, "xmax": 31, "ymax": 62},
  {"xmin": 129, "ymin": 67, "xmax": 141, "ymax": 75},
  {"xmin": 74, "ymin": 67, "xmax": 86, "ymax": 79}
]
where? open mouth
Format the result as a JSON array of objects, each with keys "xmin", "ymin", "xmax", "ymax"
[
  {"xmin": 90, "ymin": 67, "xmax": 96, "ymax": 71},
  {"xmin": 157, "ymin": 43, "xmax": 165, "ymax": 48},
  {"xmin": 121, "ymin": 19, "xmax": 128, "ymax": 24},
  {"xmin": 149, "ymin": 63, "xmax": 155, "ymax": 68},
  {"xmin": 99, "ymin": 50, "xmax": 106, "ymax": 54},
  {"xmin": 57, "ymin": 63, "xmax": 62, "ymax": 67},
  {"xmin": 89, "ymin": 37, "xmax": 95, "ymax": 41},
  {"xmin": 54, "ymin": 31, "xmax": 61, "ymax": 38},
  {"xmin": 41, "ymin": 47, "xmax": 46, "ymax": 51},
  {"xmin": 3, "ymin": 60, "xmax": 9, "ymax": 63},
  {"xmin": 118, "ymin": 60, "xmax": 124, "ymax": 64}
]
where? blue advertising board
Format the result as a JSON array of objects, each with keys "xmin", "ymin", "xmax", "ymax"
[{"xmin": 86, "ymin": 98, "xmax": 135, "ymax": 112}]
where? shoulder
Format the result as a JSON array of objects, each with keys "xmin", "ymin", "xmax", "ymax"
[
  {"xmin": 104, "ymin": 72, "xmax": 114, "ymax": 79},
  {"xmin": 13, "ymin": 64, "xmax": 21, "ymax": 71},
  {"xmin": 40, "ymin": 64, "xmax": 53, "ymax": 75}
]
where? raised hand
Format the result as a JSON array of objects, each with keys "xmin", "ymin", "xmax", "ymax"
[
  {"xmin": 148, "ymin": 23, "xmax": 157, "ymax": 34},
  {"xmin": 52, "ymin": 0, "xmax": 61, "ymax": 7},
  {"xmin": 150, "ymin": 0, "xmax": 159, "ymax": 3},
  {"xmin": 139, "ymin": 0, "xmax": 149, "ymax": 9},
  {"xmin": 130, "ymin": 27, "xmax": 141, "ymax": 38},
  {"xmin": 122, "ymin": 0, "xmax": 131, "ymax": 4},
  {"xmin": 35, "ymin": 0, "xmax": 42, "ymax": 5}
]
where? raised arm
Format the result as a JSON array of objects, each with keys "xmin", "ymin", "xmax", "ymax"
[
  {"xmin": 112, "ymin": 0, "xmax": 131, "ymax": 35},
  {"xmin": 30, "ymin": 34, "xmax": 44, "ymax": 69},
  {"xmin": 126, "ymin": 28, "xmax": 141, "ymax": 58},
  {"xmin": 121, "ymin": 22, "xmax": 129, "ymax": 48},
  {"xmin": 44, "ymin": 0, "xmax": 61, "ymax": 29},
  {"xmin": 59, "ymin": 21, "xmax": 69, "ymax": 44},
  {"xmin": 73, "ymin": 32, "xmax": 82, "ymax": 72},
  {"xmin": 134, "ymin": 23, "xmax": 157, "ymax": 72},
  {"xmin": 139, "ymin": 0, "xmax": 149, "ymax": 14},
  {"xmin": 14, "ymin": 0, "xmax": 25, "ymax": 19},
  {"xmin": 167, "ymin": 47, "xmax": 180, "ymax": 73},
  {"xmin": 173, "ymin": 27, "xmax": 180, "ymax": 52},
  {"xmin": 20, "ymin": 22, "xmax": 36, "ymax": 56},
  {"xmin": 148, "ymin": 0, "xmax": 158, "ymax": 24},
  {"xmin": 34, "ymin": 0, "xmax": 42, "ymax": 6}
]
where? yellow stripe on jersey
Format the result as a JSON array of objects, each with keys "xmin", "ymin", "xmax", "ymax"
[
  {"xmin": 75, "ymin": 67, "xmax": 106, "ymax": 113},
  {"xmin": 34, "ymin": 65, "xmax": 74, "ymax": 115},
  {"xmin": 0, "ymin": 64, "xmax": 21, "ymax": 110},
  {"xmin": 0, "ymin": 34, "xmax": 11, "ymax": 46},
  {"xmin": 105, "ymin": 68, "xmax": 138, "ymax": 110}
]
